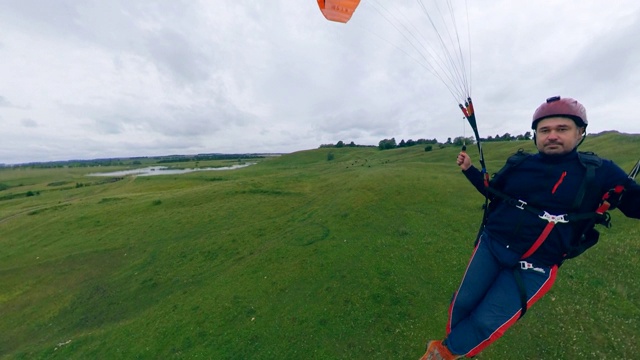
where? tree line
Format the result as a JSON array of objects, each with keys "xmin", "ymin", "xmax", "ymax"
[{"xmin": 321, "ymin": 132, "xmax": 533, "ymax": 151}]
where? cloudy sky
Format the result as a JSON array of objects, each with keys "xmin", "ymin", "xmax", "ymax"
[{"xmin": 1, "ymin": 0, "xmax": 639, "ymax": 164}]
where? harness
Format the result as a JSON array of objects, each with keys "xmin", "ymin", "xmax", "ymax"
[
  {"xmin": 485, "ymin": 150, "xmax": 611, "ymax": 257},
  {"xmin": 482, "ymin": 149, "xmax": 618, "ymax": 318}
]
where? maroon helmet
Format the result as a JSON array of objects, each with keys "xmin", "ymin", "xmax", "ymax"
[{"xmin": 532, "ymin": 96, "xmax": 587, "ymax": 130}]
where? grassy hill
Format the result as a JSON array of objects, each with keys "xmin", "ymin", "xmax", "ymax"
[{"xmin": 1, "ymin": 133, "xmax": 639, "ymax": 359}]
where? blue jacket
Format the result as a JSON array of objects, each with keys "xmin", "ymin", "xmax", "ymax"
[{"xmin": 463, "ymin": 149, "xmax": 640, "ymax": 266}]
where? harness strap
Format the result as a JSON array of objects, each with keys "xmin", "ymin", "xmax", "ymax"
[
  {"xmin": 520, "ymin": 222, "xmax": 555, "ymax": 259},
  {"xmin": 572, "ymin": 163, "xmax": 595, "ymax": 209},
  {"xmin": 518, "ymin": 211, "xmax": 570, "ymax": 259},
  {"xmin": 513, "ymin": 268, "xmax": 528, "ymax": 319},
  {"xmin": 484, "ymin": 186, "xmax": 541, "ymax": 216}
]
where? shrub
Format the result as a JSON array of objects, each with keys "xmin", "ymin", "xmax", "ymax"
[{"xmin": 327, "ymin": 152, "xmax": 335, "ymax": 161}]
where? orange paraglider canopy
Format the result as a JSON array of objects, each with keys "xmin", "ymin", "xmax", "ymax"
[{"xmin": 317, "ymin": 0, "xmax": 361, "ymax": 23}]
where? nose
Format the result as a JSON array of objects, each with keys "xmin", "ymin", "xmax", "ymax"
[{"xmin": 546, "ymin": 130, "xmax": 560, "ymax": 140}]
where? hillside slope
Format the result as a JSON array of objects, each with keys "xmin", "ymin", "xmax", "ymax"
[{"xmin": 0, "ymin": 134, "xmax": 638, "ymax": 359}]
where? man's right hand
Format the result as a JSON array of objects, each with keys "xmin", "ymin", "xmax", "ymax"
[{"xmin": 457, "ymin": 152, "xmax": 472, "ymax": 171}]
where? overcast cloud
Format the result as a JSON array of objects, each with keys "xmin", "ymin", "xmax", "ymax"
[{"xmin": 1, "ymin": 0, "xmax": 639, "ymax": 164}]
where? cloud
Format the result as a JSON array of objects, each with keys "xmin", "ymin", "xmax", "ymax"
[
  {"xmin": 1, "ymin": 0, "xmax": 639, "ymax": 164},
  {"xmin": 0, "ymin": 96, "xmax": 12, "ymax": 107},
  {"xmin": 21, "ymin": 118, "xmax": 38, "ymax": 128}
]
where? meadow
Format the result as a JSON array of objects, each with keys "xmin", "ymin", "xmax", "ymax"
[{"xmin": 1, "ymin": 132, "xmax": 639, "ymax": 359}]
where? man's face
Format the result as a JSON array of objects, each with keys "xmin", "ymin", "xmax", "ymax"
[{"xmin": 535, "ymin": 117, "xmax": 584, "ymax": 155}]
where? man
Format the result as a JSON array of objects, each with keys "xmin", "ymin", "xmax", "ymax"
[{"xmin": 420, "ymin": 96, "xmax": 640, "ymax": 359}]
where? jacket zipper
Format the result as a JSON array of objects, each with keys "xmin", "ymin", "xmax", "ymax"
[{"xmin": 551, "ymin": 171, "xmax": 567, "ymax": 194}]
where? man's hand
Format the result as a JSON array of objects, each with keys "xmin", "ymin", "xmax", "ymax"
[{"xmin": 457, "ymin": 152, "xmax": 472, "ymax": 171}]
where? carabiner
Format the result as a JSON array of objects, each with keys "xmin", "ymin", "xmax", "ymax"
[{"xmin": 539, "ymin": 211, "xmax": 569, "ymax": 224}]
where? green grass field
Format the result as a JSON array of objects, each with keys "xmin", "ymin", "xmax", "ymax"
[{"xmin": 1, "ymin": 133, "xmax": 639, "ymax": 359}]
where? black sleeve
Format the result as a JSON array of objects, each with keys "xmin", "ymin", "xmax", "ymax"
[
  {"xmin": 462, "ymin": 165, "xmax": 488, "ymax": 196},
  {"xmin": 618, "ymin": 179, "xmax": 640, "ymax": 219},
  {"xmin": 601, "ymin": 160, "xmax": 640, "ymax": 219}
]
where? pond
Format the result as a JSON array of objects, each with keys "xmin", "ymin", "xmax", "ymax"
[{"xmin": 87, "ymin": 163, "xmax": 256, "ymax": 177}]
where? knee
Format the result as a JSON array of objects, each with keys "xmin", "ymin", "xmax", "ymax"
[{"xmin": 450, "ymin": 290, "xmax": 477, "ymax": 313}]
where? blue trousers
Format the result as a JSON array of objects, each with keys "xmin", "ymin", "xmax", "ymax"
[{"xmin": 444, "ymin": 232, "xmax": 558, "ymax": 357}]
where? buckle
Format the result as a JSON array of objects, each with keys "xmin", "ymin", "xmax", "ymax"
[
  {"xmin": 519, "ymin": 261, "xmax": 547, "ymax": 274},
  {"xmin": 520, "ymin": 261, "xmax": 533, "ymax": 270},
  {"xmin": 539, "ymin": 211, "xmax": 569, "ymax": 224},
  {"xmin": 516, "ymin": 199, "xmax": 527, "ymax": 210}
]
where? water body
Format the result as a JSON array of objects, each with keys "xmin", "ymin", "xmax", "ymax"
[{"xmin": 87, "ymin": 163, "xmax": 256, "ymax": 177}]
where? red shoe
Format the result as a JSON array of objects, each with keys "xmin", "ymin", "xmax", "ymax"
[{"xmin": 419, "ymin": 340, "xmax": 462, "ymax": 360}]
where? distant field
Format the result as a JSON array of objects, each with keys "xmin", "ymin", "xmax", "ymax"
[{"xmin": 1, "ymin": 134, "xmax": 639, "ymax": 359}]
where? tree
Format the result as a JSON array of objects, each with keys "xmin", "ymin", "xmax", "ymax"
[
  {"xmin": 453, "ymin": 136, "xmax": 476, "ymax": 146},
  {"xmin": 378, "ymin": 138, "xmax": 397, "ymax": 150},
  {"xmin": 500, "ymin": 133, "xmax": 512, "ymax": 141}
]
